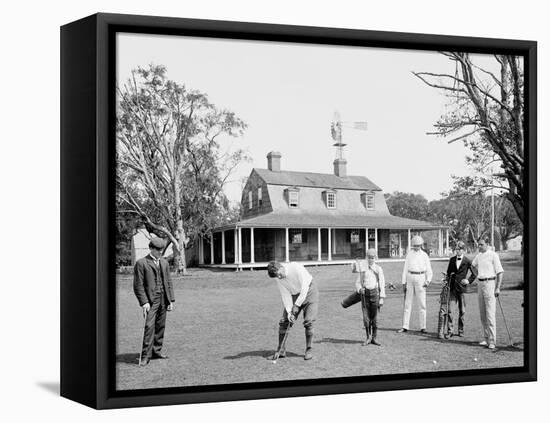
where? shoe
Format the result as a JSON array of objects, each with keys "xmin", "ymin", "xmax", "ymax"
[
  {"xmin": 139, "ymin": 358, "xmax": 150, "ymax": 366},
  {"xmin": 479, "ymin": 340, "xmax": 488, "ymax": 346},
  {"xmin": 371, "ymin": 339, "xmax": 381, "ymax": 346},
  {"xmin": 362, "ymin": 337, "xmax": 372, "ymax": 346},
  {"xmin": 438, "ymin": 334, "xmax": 444, "ymax": 339},
  {"xmin": 151, "ymin": 353, "xmax": 169, "ymax": 359},
  {"xmin": 420, "ymin": 328, "xmax": 428, "ymax": 334},
  {"xmin": 396, "ymin": 328, "xmax": 408, "ymax": 333},
  {"xmin": 304, "ymin": 348, "xmax": 313, "ymax": 360},
  {"xmin": 444, "ymin": 334, "xmax": 450, "ymax": 339},
  {"xmin": 488, "ymin": 344, "xmax": 496, "ymax": 350}
]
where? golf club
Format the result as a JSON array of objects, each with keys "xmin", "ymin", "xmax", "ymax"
[
  {"xmin": 138, "ymin": 308, "xmax": 148, "ymax": 366},
  {"xmin": 272, "ymin": 321, "xmax": 293, "ymax": 363},
  {"xmin": 497, "ymin": 296, "xmax": 516, "ymax": 348},
  {"xmin": 443, "ymin": 273, "xmax": 455, "ymax": 338}
]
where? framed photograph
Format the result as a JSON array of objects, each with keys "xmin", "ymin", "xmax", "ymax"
[{"xmin": 61, "ymin": 13, "xmax": 537, "ymax": 409}]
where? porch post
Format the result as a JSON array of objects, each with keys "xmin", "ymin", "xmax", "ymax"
[
  {"xmin": 374, "ymin": 228, "xmax": 378, "ymax": 255},
  {"xmin": 221, "ymin": 230, "xmax": 226, "ymax": 264},
  {"xmin": 317, "ymin": 227, "xmax": 322, "ymax": 261},
  {"xmin": 250, "ymin": 227, "xmax": 255, "ymax": 264},
  {"xmin": 407, "ymin": 229, "xmax": 411, "ymax": 254},
  {"xmin": 285, "ymin": 227, "xmax": 289, "ymax": 262},
  {"xmin": 198, "ymin": 236, "xmax": 204, "ymax": 265},
  {"xmin": 210, "ymin": 233, "xmax": 214, "ymax": 265},
  {"xmin": 399, "ymin": 232, "xmax": 403, "ymax": 257},
  {"xmin": 328, "ymin": 228, "xmax": 332, "ymax": 261},
  {"xmin": 438, "ymin": 229, "xmax": 443, "ymax": 256},
  {"xmin": 238, "ymin": 227, "xmax": 243, "ymax": 265},
  {"xmin": 364, "ymin": 228, "xmax": 368, "ymax": 256},
  {"xmin": 446, "ymin": 228, "xmax": 450, "ymax": 255},
  {"xmin": 234, "ymin": 228, "xmax": 238, "ymax": 264}
]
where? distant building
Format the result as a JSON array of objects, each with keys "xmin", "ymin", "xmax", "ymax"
[
  {"xmin": 200, "ymin": 151, "xmax": 449, "ymax": 269},
  {"xmin": 506, "ymin": 235, "xmax": 523, "ymax": 251},
  {"xmin": 131, "ymin": 228, "xmax": 173, "ymax": 264}
]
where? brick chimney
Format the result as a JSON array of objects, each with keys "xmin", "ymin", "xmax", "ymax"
[
  {"xmin": 267, "ymin": 151, "xmax": 282, "ymax": 172},
  {"xmin": 333, "ymin": 158, "xmax": 347, "ymax": 177}
]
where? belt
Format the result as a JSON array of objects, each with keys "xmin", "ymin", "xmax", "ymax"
[
  {"xmin": 478, "ymin": 277, "xmax": 496, "ymax": 282},
  {"xmin": 409, "ymin": 271, "xmax": 425, "ymax": 275}
]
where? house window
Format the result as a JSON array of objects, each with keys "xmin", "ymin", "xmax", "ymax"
[
  {"xmin": 327, "ymin": 192, "xmax": 336, "ymax": 209},
  {"xmin": 361, "ymin": 191, "xmax": 375, "ymax": 210},
  {"xmin": 248, "ymin": 191, "xmax": 253, "ymax": 209},
  {"xmin": 350, "ymin": 230, "xmax": 360, "ymax": 244},
  {"xmin": 288, "ymin": 190, "xmax": 299, "ymax": 208},
  {"xmin": 290, "ymin": 229, "xmax": 302, "ymax": 244},
  {"xmin": 258, "ymin": 187, "xmax": 262, "ymax": 206},
  {"xmin": 366, "ymin": 192, "xmax": 375, "ymax": 210}
]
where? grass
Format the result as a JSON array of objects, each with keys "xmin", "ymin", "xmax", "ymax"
[{"xmin": 116, "ymin": 257, "xmax": 524, "ymax": 390}]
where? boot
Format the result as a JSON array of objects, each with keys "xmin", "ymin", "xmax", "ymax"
[
  {"xmin": 371, "ymin": 324, "xmax": 381, "ymax": 346},
  {"xmin": 304, "ymin": 332, "xmax": 313, "ymax": 360},
  {"xmin": 362, "ymin": 322, "xmax": 371, "ymax": 346}
]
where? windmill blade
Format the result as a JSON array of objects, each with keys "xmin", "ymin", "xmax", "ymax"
[{"xmin": 341, "ymin": 121, "xmax": 368, "ymax": 130}]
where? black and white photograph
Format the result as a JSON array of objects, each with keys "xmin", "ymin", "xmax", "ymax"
[{"xmin": 114, "ymin": 31, "xmax": 527, "ymax": 391}]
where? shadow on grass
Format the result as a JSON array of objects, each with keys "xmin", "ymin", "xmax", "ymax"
[
  {"xmin": 223, "ymin": 350, "xmax": 302, "ymax": 359},
  {"xmin": 117, "ymin": 353, "xmax": 140, "ymax": 365},
  {"xmin": 315, "ymin": 337, "xmax": 363, "ymax": 345}
]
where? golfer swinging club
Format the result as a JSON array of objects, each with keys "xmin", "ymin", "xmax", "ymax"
[
  {"xmin": 341, "ymin": 249, "xmax": 386, "ymax": 346},
  {"xmin": 267, "ymin": 261, "xmax": 319, "ymax": 361}
]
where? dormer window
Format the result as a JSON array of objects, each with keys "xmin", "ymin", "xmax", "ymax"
[
  {"xmin": 258, "ymin": 187, "xmax": 263, "ymax": 206},
  {"xmin": 361, "ymin": 191, "xmax": 375, "ymax": 210},
  {"xmin": 285, "ymin": 187, "xmax": 300, "ymax": 208},
  {"xmin": 323, "ymin": 189, "xmax": 337, "ymax": 209}
]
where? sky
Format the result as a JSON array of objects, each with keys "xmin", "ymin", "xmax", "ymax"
[{"xmin": 117, "ymin": 33, "xmax": 491, "ymax": 205}]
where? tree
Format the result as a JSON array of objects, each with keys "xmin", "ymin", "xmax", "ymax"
[
  {"xmin": 385, "ymin": 192, "xmax": 429, "ymax": 220},
  {"xmin": 414, "ymin": 53, "xmax": 525, "ymax": 224},
  {"xmin": 494, "ymin": 195, "xmax": 523, "ymax": 250},
  {"xmin": 116, "ymin": 64, "xmax": 248, "ymax": 273}
]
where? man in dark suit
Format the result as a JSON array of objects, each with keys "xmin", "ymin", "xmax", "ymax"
[
  {"xmin": 438, "ymin": 241, "xmax": 474, "ymax": 339},
  {"xmin": 133, "ymin": 237, "xmax": 175, "ymax": 366}
]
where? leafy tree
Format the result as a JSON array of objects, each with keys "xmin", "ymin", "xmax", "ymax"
[
  {"xmin": 385, "ymin": 191, "xmax": 429, "ymax": 220},
  {"xmin": 414, "ymin": 53, "xmax": 525, "ymax": 223},
  {"xmin": 116, "ymin": 64, "xmax": 248, "ymax": 273}
]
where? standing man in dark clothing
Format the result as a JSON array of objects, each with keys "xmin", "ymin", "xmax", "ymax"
[
  {"xmin": 133, "ymin": 237, "xmax": 175, "ymax": 366},
  {"xmin": 438, "ymin": 241, "xmax": 473, "ymax": 339}
]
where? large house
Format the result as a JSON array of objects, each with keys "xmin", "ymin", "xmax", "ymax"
[{"xmin": 199, "ymin": 152, "xmax": 449, "ymax": 269}]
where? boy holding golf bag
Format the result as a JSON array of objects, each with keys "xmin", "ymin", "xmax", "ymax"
[
  {"xmin": 267, "ymin": 261, "xmax": 319, "ymax": 361},
  {"xmin": 341, "ymin": 249, "xmax": 386, "ymax": 346},
  {"xmin": 437, "ymin": 241, "xmax": 474, "ymax": 339}
]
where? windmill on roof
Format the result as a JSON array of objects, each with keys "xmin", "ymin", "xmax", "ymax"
[{"xmin": 330, "ymin": 111, "xmax": 368, "ymax": 160}]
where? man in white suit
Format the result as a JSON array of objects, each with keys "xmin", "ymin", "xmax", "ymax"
[{"xmin": 397, "ymin": 235, "xmax": 433, "ymax": 333}]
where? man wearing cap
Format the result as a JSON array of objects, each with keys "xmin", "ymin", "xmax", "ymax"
[
  {"xmin": 133, "ymin": 237, "xmax": 175, "ymax": 366},
  {"xmin": 397, "ymin": 235, "xmax": 433, "ymax": 333},
  {"xmin": 341, "ymin": 249, "xmax": 386, "ymax": 346},
  {"xmin": 266, "ymin": 261, "xmax": 318, "ymax": 360},
  {"xmin": 437, "ymin": 241, "xmax": 474, "ymax": 339},
  {"xmin": 470, "ymin": 238, "xmax": 504, "ymax": 349}
]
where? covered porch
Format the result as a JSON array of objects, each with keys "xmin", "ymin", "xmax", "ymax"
[{"xmin": 199, "ymin": 225, "xmax": 450, "ymax": 271}]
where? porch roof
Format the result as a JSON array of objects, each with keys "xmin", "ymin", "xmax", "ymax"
[{"xmin": 214, "ymin": 213, "xmax": 447, "ymax": 231}]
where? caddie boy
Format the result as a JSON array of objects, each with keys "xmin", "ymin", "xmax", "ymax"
[{"xmin": 133, "ymin": 237, "xmax": 175, "ymax": 366}]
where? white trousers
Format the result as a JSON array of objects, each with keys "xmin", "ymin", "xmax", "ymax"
[
  {"xmin": 477, "ymin": 280, "xmax": 497, "ymax": 345},
  {"xmin": 402, "ymin": 273, "xmax": 427, "ymax": 330}
]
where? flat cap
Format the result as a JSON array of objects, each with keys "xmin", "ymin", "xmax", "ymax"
[{"xmin": 149, "ymin": 237, "xmax": 166, "ymax": 250}]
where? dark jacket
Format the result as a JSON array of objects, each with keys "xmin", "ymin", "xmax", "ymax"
[
  {"xmin": 133, "ymin": 255, "xmax": 175, "ymax": 306},
  {"xmin": 446, "ymin": 255, "xmax": 473, "ymax": 295}
]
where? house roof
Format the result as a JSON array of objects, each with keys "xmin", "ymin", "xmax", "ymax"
[
  {"xmin": 253, "ymin": 168, "xmax": 381, "ymax": 191},
  {"xmin": 215, "ymin": 213, "xmax": 447, "ymax": 231}
]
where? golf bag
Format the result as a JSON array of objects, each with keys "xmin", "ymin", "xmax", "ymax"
[{"xmin": 437, "ymin": 273, "xmax": 454, "ymax": 337}]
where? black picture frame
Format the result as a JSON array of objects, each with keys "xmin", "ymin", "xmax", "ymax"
[{"xmin": 60, "ymin": 12, "xmax": 537, "ymax": 409}]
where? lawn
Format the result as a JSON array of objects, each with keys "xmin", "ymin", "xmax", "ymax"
[{"xmin": 116, "ymin": 256, "xmax": 524, "ymax": 390}]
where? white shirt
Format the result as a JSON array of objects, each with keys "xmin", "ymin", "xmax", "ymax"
[
  {"xmin": 401, "ymin": 249, "xmax": 433, "ymax": 285},
  {"xmin": 354, "ymin": 260, "xmax": 386, "ymax": 298},
  {"xmin": 472, "ymin": 250, "xmax": 504, "ymax": 279},
  {"xmin": 277, "ymin": 262, "xmax": 313, "ymax": 312}
]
